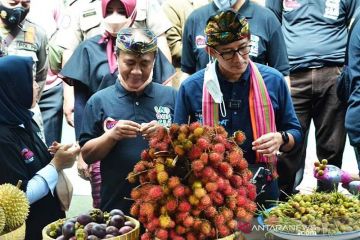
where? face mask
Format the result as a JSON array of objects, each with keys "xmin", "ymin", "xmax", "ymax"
[
  {"xmin": 213, "ymin": 0, "xmax": 237, "ymax": 10},
  {"xmin": 118, "ymin": 69, "xmax": 154, "ymax": 93},
  {"xmin": 0, "ymin": 4, "xmax": 29, "ymax": 28},
  {"xmin": 103, "ymin": 13, "xmax": 132, "ymax": 37}
]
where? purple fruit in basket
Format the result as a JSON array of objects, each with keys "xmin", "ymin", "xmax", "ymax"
[
  {"xmin": 84, "ymin": 222, "xmax": 96, "ymax": 235},
  {"xmin": 109, "ymin": 215, "xmax": 125, "ymax": 228},
  {"xmin": 91, "ymin": 223, "xmax": 107, "ymax": 239},
  {"xmin": 104, "ymin": 234, "xmax": 115, "ymax": 238},
  {"xmin": 109, "ymin": 209, "xmax": 124, "ymax": 217},
  {"xmin": 100, "ymin": 223, "xmax": 107, "ymax": 228},
  {"xmin": 88, "ymin": 209, "xmax": 104, "ymax": 223},
  {"xmin": 106, "ymin": 226, "xmax": 119, "ymax": 236},
  {"xmin": 77, "ymin": 214, "xmax": 93, "ymax": 226},
  {"xmin": 118, "ymin": 226, "xmax": 133, "ymax": 235},
  {"xmin": 124, "ymin": 221, "xmax": 135, "ymax": 228},
  {"xmin": 87, "ymin": 235, "xmax": 99, "ymax": 240},
  {"xmin": 62, "ymin": 221, "xmax": 75, "ymax": 239}
]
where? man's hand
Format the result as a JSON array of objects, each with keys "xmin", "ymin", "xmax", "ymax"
[
  {"xmin": 77, "ymin": 154, "xmax": 91, "ymax": 180},
  {"xmin": 107, "ymin": 120, "xmax": 141, "ymax": 141},
  {"xmin": 63, "ymin": 84, "xmax": 74, "ymax": 127},
  {"xmin": 140, "ymin": 120, "xmax": 160, "ymax": 139},
  {"xmin": 252, "ymin": 132, "xmax": 282, "ymax": 157}
]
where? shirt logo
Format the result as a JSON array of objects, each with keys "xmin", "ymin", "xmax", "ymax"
[
  {"xmin": 195, "ymin": 35, "xmax": 206, "ymax": 49},
  {"xmin": 249, "ymin": 35, "xmax": 259, "ymax": 57},
  {"xmin": 21, "ymin": 148, "xmax": 34, "ymax": 164},
  {"xmin": 283, "ymin": 0, "xmax": 301, "ymax": 11},
  {"xmin": 323, "ymin": 0, "xmax": 340, "ymax": 20},
  {"xmin": 154, "ymin": 106, "xmax": 172, "ymax": 127}
]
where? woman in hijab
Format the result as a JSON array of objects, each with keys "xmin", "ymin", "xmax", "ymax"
[{"xmin": 0, "ymin": 56, "xmax": 80, "ymax": 240}]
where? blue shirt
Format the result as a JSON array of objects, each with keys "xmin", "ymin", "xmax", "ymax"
[
  {"xmin": 174, "ymin": 63, "xmax": 302, "ymax": 163},
  {"xmin": 181, "ymin": 0, "xmax": 289, "ymax": 76},
  {"xmin": 79, "ymin": 80, "xmax": 177, "ymax": 212}
]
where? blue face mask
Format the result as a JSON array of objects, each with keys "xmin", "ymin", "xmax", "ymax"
[{"xmin": 213, "ymin": 0, "xmax": 237, "ymax": 10}]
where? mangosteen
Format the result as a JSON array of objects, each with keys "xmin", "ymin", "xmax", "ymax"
[
  {"xmin": 109, "ymin": 215, "xmax": 125, "ymax": 229},
  {"xmin": 118, "ymin": 226, "xmax": 133, "ymax": 235}
]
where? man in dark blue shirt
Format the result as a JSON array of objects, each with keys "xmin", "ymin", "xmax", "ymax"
[
  {"xmin": 79, "ymin": 28, "xmax": 177, "ymax": 212},
  {"xmin": 175, "ymin": 10, "xmax": 302, "ymax": 208},
  {"xmin": 181, "ymin": 0, "xmax": 290, "ymax": 82},
  {"xmin": 266, "ymin": 0, "xmax": 360, "ymax": 196}
]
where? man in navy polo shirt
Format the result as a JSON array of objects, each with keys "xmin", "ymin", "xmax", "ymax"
[
  {"xmin": 174, "ymin": 10, "xmax": 302, "ymax": 208},
  {"xmin": 181, "ymin": 0, "xmax": 290, "ymax": 84},
  {"xmin": 266, "ymin": 0, "xmax": 360, "ymax": 196},
  {"xmin": 79, "ymin": 28, "xmax": 177, "ymax": 212}
]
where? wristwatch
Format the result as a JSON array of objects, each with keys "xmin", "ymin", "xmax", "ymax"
[{"xmin": 279, "ymin": 131, "xmax": 289, "ymax": 152}]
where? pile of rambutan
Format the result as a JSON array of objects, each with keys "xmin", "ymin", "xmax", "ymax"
[{"xmin": 127, "ymin": 122, "xmax": 257, "ymax": 240}]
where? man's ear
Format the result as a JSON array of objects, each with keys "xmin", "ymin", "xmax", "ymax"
[{"xmin": 205, "ymin": 46, "xmax": 216, "ymax": 58}]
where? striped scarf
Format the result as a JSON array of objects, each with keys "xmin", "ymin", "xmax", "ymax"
[{"xmin": 202, "ymin": 60, "xmax": 278, "ymax": 178}]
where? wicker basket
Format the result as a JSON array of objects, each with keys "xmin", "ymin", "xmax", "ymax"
[
  {"xmin": 42, "ymin": 216, "xmax": 140, "ymax": 240},
  {"xmin": 0, "ymin": 223, "xmax": 26, "ymax": 240},
  {"xmin": 156, "ymin": 233, "xmax": 245, "ymax": 240}
]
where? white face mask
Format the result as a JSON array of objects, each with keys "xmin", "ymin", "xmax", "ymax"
[
  {"xmin": 103, "ymin": 13, "xmax": 132, "ymax": 37},
  {"xmin": 118, "ymin": 69, "xmax": 154, "ymax": 93},
  {"xmin": 213, "ymin": 0, "xmax": 237, "ymax": 9}
]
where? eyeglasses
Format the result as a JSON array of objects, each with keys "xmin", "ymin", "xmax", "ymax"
[{"xmin": 214, "ymin": 45, "xmax": 251, "ymax": 60}]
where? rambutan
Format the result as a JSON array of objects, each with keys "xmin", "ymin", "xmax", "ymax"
[
  {"xmin": 188, "ymin": 146, "xmax": 202, "ymax": 160},
  {"xmin": 188, "ymin": 195, "xmax": 199, "ymax": 206},
  {"xmin": 178, "ymin": 132, "xmax": 187, "ymax": 142},
  {"xmin": 209, "ymin": 152, "xmax": 223, "ymax": 165},
  {"xmin": 127, "ymin": 172, "xmax": 137, "ymax": 183},
  {"xmin": 193, "ymin": 218, "xmax": 202, "ymax": 231},
  {"xmin": 183, "ymin": 215, "xmax": 194, "ymax": 228},
  {"xmin": 159, "ymin": 215, "xmax": 172, "ymax": 228},
  {"xmin": 146, "ymin": 218, "xmax": 160, "ymax": 232},
  {"xmin": 179, "ymin": 125, "xmax": 190, "ymax": 135},
  {"xmin": 234, "ymin": 130, "xmax": 246, "ymax": 145},
  {"xmin": 140, "ymin": 150, "xmax": 150, "ymax": 161},
  {"xmin": 149, "ymin": 138, "xmax": 159, "ymax": 148},
  {"xmin": 218, "ymin": 162, "xmax": 233, "ymax": 179},
  {"xmin": 214, "ymin": 214, "xmax": 225, "ymax": 226},
  {"xmin": 189, "ymin": 122, "xmax": 201, "ymax": 131},
  {"xmin": 173, "ymin": 185, "xmax": 186, "ymax": 198},
  {"xmin": 191, "ymin": 160, "xmax": 204, "ymax": 172},
  {"xmin": 140, "ymin": 202, "xmax": 155, "ymax": 217},
  {"xmin": 178, "ymin": 200, "xmax": 191, "ymax": 212},
  {"xmin": 147, "ymin": 168, "xmax": 157, "ymax": 182},
  {"xmin": 209, "ymin": 191, "xmax": 224, "ymax": 206},
  {"xmin": 155, "ymin": 163, "xmax": 165, "ymax": 172},
  {"xmin": 245, "ymin": 200, "xmax": 257, "ymax": 213},
  {"xmin": 134, "ymin": 161, "xmax": 146, "ymax": 173},
  {"xmin": 205, "ymin": 182, "xmax": 218, "ymax": 192},
  {"xmin": 227, "ymin": 219, "xmax": 238, "ymax": 230},
  {"xmin": 213, "ymin": 143, "xmax": 226, "ymax": 154},
  {"xmin": 213, "ymin": 134, "xmax": 227, "ymax": 145},
  {"xmin": 228, "ymin": 150, "xmax": 243, "ymax": 167},
  {"xmin": 226, "ymin": 196, "xmax": 237, "ymax": 210},
  {"xmin": 148, "ymin": 185, "xmax": 163, "ymax": 201},
  {"xmin": 162, "ymin": 185, "xmax": 170, "ymax": 195},
  {"xmin": 130, "ymin": 203, "xmax": 140, "ymax": 216},
  {"xmin": 200, "ymin": 194, "xmax": 211, "ymax": 206},
  {"xmin": 242, "ymin": 212, "xmax": 254, "ymax": 223},
  {"xmin": 130, "ymin": 188, "xmax": 141, "ymax": 200},
  {"xmin": 155, "ymin": 142, "xmax": 168, "ymax": 151},
  {"xmin": 204, "ymin": 206, "xmax": 217, "ymax": 218},
  {"xmin": 237, "ymin": 186, "xmax": 247, "ymax": 197},
  {"xmin": 238, "ymin": 159, "xmax": 249, "ymax": 170},
  {"xmin": 235, "ymin": 207, "xmax": 246, "ymax": 218},
  {"xmin": 230, "ymin": 175, "xmax": 243, "ymax": 189},
  {"xmin": 166, "ymin": 198, "xmax": 178, "ymax": 212},
  {"xmin": 141, "ymin": 232, "xmax": 152, "ymax": 240},
  {"xmin": 197, "ymin": 138, "xmax": 210, "ymax": 151},
  {"xmin": 169, "ymin": 124, "xmax": 180, "ymax": 136},
  {"xmin": 168, "ymin": 176, "xmax": 180, "ymax": 189},
  {"xmin": 192, "ymin": 180, "xmax": 202, "ymax": 189},
  {"xmin": 186, "ymin": 232, "xmax": 197, "ymax": 240},
  {"xmin": 156, "ymin": 229, "xmax": 168, "ymax": 240},
  {"xmin": 183, "ymin": 139, "xmax": 193, "ymax": 150},
  {"xmin": 193, "ymin": 127, "xmax": 205, "ymax": 137},
  {"xmin": 217, "ymin": 225, "xmax": 230, "ymax": 237},
  {"xmin": 176, "ymin": 225, "xmax": 187, "ymax": 235},
  {"xmin": 200, "ymin": 221, "xmax": 212, "ymax": 236},
  {"xmin": 202, "ymin": 166, "xmax": 216, "ymax": 180},
  {"xmin": 194, "ymin": 187, "xmax": 207, "ymax": 199},
  {"xmin": 157, "ymin": 171, "xmax": 169, "ymax": 184},
  {"xmin": 220, "ymin": 207, "xmax": 234, "ymax": 221},
  {"xmin": 174, "ymin": 145, "xmax": 185, "ymax": 156},
  {"xmin": 199, "ymin": 152, "xmax": 209, "ymax": 164},
  {"xmin": 236, "ymin": 195, "xmax": 247, "ymax": 207}
]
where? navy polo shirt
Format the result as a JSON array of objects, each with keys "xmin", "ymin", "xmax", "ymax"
[
  {"xmin": 79, "ymin": 81, "xmax": 177, "ymax": 212},
  {"xmin": 174, "ymin": 63, "xmax": 302, "ymax": 164},
  {"xmin": 266, "ymin": 0, "xmax": 360, "ymax": 72},
  {"xmin": 181, "ymin": 0, "xmax": 289, "ymax": 76}
]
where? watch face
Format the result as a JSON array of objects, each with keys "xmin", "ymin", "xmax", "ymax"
[{"xmin": 281, "ymin": 131, "xmax": 289, "ymax": 144}]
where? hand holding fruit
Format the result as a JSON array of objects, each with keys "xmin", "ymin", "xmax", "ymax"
[
  {"xmin": 106, "ymin": 119, "xmax": 141, "ymax": 141},
  {"xmin": 140, "ymin": 120, "xmax": 160, "ymax": 139},
  {"xmin": 313, "ymin": 159, "xmax": 352, "ymax": 185},
  {"xmin": 51, "ymin": 143, "xmax": 80, "ymax": 171}
]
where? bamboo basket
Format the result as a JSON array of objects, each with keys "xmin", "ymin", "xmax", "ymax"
[
  {"xmin": 156, "ymin": 232, "xmax": 246, "ymax": 240},
  {"xmin": 0, "ymin": 223, "xmax": 26, "ymax": 240},
  {"xmin": 42, "ymin": 216, "xmax": 140, "ymax": 240}
]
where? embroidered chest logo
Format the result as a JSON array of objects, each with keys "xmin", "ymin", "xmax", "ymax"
[
  {"xmin": 154, "ymin": 106, "xmax": 172, "ymax": 127},
  {"xmin": 283, "ymin": 0, "xmax": 301, "ymax": 11},
  {"xmin": 195, "ymin": 35, "xmax": 206, "ymax": 49},
  {"xmin": 323, "ymin": 0, "xmax": 340, "ymax": 20},
  {"xmin": 21, "ymin": 147, "xmax": 34, "ymax": 164}
]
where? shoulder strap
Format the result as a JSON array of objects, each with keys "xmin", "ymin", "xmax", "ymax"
[
  {"xmin": 2, "ymin": 26, "xmax": 21, "ymax": 48},
  {"xmin": 345, "ymin": 11, "xmax": 360, "ymax": 65}
]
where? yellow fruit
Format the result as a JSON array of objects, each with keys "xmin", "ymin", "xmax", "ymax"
[
  {"xmin": 321, "ymin": 159, "xmax": 328, "ymax": 165},
  {"xmin": 0, "ymin": 207, "xmax": 5, "ymax": 235},
  {"xmin": 0, "ymin": 183, "xmax": 29, "ymax": 232}
]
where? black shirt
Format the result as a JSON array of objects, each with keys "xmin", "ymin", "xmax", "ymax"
[
  {"xmin": 79, "ymin": 81, "xmax": 176, "ymax": 212},
  {"xmin": 0, "ymin": 121, "xmax": 64, "ymax": 240}
]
